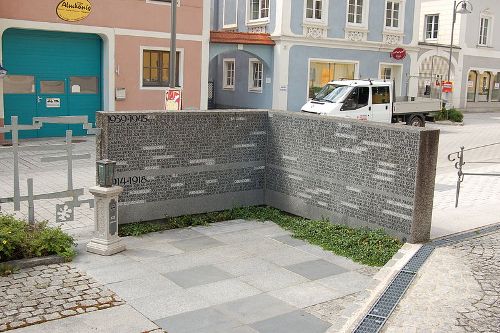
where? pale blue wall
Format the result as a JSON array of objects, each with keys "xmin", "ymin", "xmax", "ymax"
[
  {"xmin": 214, "ymin": 0, "xmax": 276, "ymax": 33},
  {"xmin": 213, "ymin": 51, "xmax": 274, "ymax": 109},
  {"xmin": 286, "ymin": 45, "xmax": 411, "ymax": 111}
]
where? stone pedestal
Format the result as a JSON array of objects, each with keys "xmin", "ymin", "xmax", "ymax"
[{"xmin": 87, "ymin": 185, "xmax": 126, "ymax": 256}]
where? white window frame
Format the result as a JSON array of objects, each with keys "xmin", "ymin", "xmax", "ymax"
[
  {"xmin": 346, "ymin": 0, "xmax": 369, "ymax": 27},
  {"xmin": 222, "ymin": 0, "xmax": 239, "ymax": 30},
  {"xmin": 425, "ymin": 14, "xmax": 439, "ymax": 40},
  {"xmin": 140, "ymin": 46, "xmax": 184, "ymax": 90},
  {"xmin": 223, "ymin": 58, "xmax": 236, "ymax": 91},
  {"xmin": 248, "ymin": 58, "xmax": 264, "ymax": 93},
  {"xmin": 247, "ymin": 0, "xmax": 270, "ymax": 24},
  {"xmin": 384, "ymin": 0, "xmax": 405, "ymax": 31},
  {"xmin": 478, "ymin": 14, "xmax": 493, "ymax": 46},
  {"xmin": 304, "ymin": 0, "xmax": 327, "ymax": 23}
]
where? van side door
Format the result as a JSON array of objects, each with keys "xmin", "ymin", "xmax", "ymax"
[
  {"xmin": 339, "ymin": 86, "xmax": 371, "ymax": 121},
  {"xmin": 371, "ymin": 85, "xmax": 392, "ymax": 123}
]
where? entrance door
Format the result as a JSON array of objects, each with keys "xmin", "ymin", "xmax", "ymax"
[{"xmin": 36, "ymin": 77, "xmax": 69, "ymax": 137}]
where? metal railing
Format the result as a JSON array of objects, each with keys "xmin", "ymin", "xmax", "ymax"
[{"xmin": 447, "ymin": 142, "xmax": 500, "ymax": 207}]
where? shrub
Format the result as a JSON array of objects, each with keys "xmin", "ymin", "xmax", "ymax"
[
  {"xmin": 0, "ymin": 214, "xmax": 76, "ymax": 262},
  {"xmin": 434, "ymin": 108, "xmax": 464, "ymax": 123}
]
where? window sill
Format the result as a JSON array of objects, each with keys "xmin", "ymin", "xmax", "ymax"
[
  {"xmin": 303, "ymin": 19, "xmax": 328, "ymax": 27},
  {"xmin": 141, "ymin": 85, "xmax": 182, "ymax": 91},
  {"xmin": 248, "ymin": 88, "xmax": 263, "ymax": 93},
  {"xmin": 247, "ymin": 19, "xmax": 270, "ymax": 27},
  {"xmin": 476, "ymin": 44, "xmax": 493, "ymax": 48},
  {"xmin": 223, "ymin": 87, "xmax": 235, "ymax": 91},
  {"xmin": 383, "ymin": 28, "xmax": 404, "ymax": 35},
  {"xmin": 345, "ymin": 24, "xmax": 368, "ymax": 32}
]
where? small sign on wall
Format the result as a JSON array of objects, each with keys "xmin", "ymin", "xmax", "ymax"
[
  {"xmin": 495, "ymin": 83, "xmax": 500, "ymax": 90},
  {"xmin": 442, "ymin": 81, "xmax": 453, "ymax": 93},
  {"xmin": 46, "ymin": 98, "xmax": 61, "ymax": 108},
  {"xmin": 468, "ymin": 81, "xmax": 475, "ymax": 88},
  {"xmin": 57, "ymin": 0, "xmax": 92, "ymax": 22},
  {"xmin": 165, "ymin": 88, "xmax": 182, "ymax": 111}
]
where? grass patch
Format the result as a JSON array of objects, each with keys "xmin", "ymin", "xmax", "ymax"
[
  {"xmin": 434, "ymin": 108, "xmax": 464, "ymax": 122},
  {"xmin": 119, "ymin": 206, "xmax": 403, "ymax": 267},
  {"xmin": 0, "ymin": 214, "xmax": 76, "ymax": 265}
]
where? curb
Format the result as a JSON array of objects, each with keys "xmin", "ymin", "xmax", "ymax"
[
  {"xmin": 1, "ymin": 255, "xmax": 66, "ymax": 270},
  {"xmin": 339, "ymin": 243, "xmax": 422, "ymax": 333},
  {"xmin": 432, "ymin": 120, "xmax": 464, "ymax": 126}
]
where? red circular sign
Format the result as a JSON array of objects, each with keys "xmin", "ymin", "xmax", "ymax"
[{"xmin": 390, "ymin": 48, "xmax": 407, "ymax": 60}]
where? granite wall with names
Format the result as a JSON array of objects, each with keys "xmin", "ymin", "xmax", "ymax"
[{"xmin": 96, "ymin": 110, "xmax": 439, "ymax": 243}]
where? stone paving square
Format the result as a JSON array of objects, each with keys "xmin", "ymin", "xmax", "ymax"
[
  {"xmin": 170, "ymin": 236, "xmax": 225, "ymax": 252},
  {"xmin": 250, "ymin": 310, "xmax": 331, "ymax": 333},
  {"xmin": 284, "ymin": 259, "xmax": 348, "ymax": 280},
  {"xmin": 106, "ymin": 275, "xmax": 182, "ymax": 301},
  {"xmin": 164, "ymin": 265, "xmax": 234, "ymax": 288},
  {"xmin": 272, "ymin": 234, "xmax": 309, "ymax": 247},
  {"xmin": 239, "ymin": 267, "xmax": 309, "ymax": 292},
  {"xmin": 154, "ymin": 307, "xmax": 242, "ymax": 333},
  {"xmin": 268, "ymin": 281, "xmax": 339, "ymax": 309},
  {"xmin": 214, "ymin": 294, "xmax": 297, "ymax": 324},
  {"xmin": 187, "ymin": 278, "xmax": 262, "ymax": 306}
]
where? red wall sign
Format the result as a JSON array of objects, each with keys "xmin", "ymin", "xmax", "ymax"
[
  {"xmin": 390, "ymin": 48, "xmax": 407, "ymax": 60},
  {"xmin": 165, "ymin": 89, "xmax": 182, "ymax": 111},
  {"xmin": 442, "ymin": 81, "xmax": 453, "ymax": 93}
]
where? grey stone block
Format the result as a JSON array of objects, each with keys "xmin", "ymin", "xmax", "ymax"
[
  {"xmin": 284, "ymin": 259, "xmax": 348, "ymax": 280},
  {"xmin": 171, "ymin": 236, "xmax": 224, "ymax": 252},
  {"xmin": 272, "ymin": 235, "xmax": 309, "ymax": 247},
  {"xmin": 154, "ymin": 307, "xmax": 241, "ymax": 333},
  {"xmin": 250, "ymin": 310, "xmax": 331, "ymax": 333},
  {"xmin": 164, "ymin": 265, "xmax": 233, "ymax": 288}
]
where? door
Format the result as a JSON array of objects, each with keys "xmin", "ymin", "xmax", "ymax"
[
  {"xmin": 371, "ymin": 85, "xmax": 392, "ymax": 123},
  {"xmin": 339, "ymin": 86, "xmax": 371, "ymax": 121},
  {"xmin": 36, "ymin": 77, "xmax": 69, "ymax": 137}
]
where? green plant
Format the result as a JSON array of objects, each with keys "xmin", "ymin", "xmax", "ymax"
[
  {"xmin": 0, "ymin": 214, "xmax": 76, "ymax": 262},
  {"xmin": 119, "ymin": 206, "xmax": 403, "ymax": 267},
  {"xmin": 0, "ymin": 263, "xmax": 18, "ymax": 277},
  {"xmin": 434, "ymin": 108, "xmax": 463, "ymax": 123}
]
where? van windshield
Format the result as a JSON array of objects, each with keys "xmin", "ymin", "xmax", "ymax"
[{"xmin": 313, "ymin": 84, "xmax": 352, "ymax": 103}]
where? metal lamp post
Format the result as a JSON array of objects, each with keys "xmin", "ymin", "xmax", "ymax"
[
  {"xmin": 447, "ymin": 1, "xmax": 473, "ymax": 82},
  {"xmin": 169, "ymin": 0, "xmax": 177, "ymax": 89}
]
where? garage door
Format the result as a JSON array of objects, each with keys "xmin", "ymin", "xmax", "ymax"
[{"xmin": 3, "ymin": 29, "xmax": 102, "ymax": 138}]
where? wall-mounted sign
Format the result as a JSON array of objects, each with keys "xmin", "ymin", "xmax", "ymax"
[
  {"xmin": 495, "ymin": 83, "xmax": 500, "ymax": 90},
  {"xmin": 467, "ymin": 80, "xmax": 474, "ymax": 88},
  {"xmin": 390, "ymin": 48, "xmax": 407, "ymax": 60},
  {"xmin": 46, "ymin": 98, "xmax": 61, "ymax": 108},
  {"xmin": 57, "ymin": 0, "xmax": 92, "ymax": 22},
  {"xmin": 165, "ymin": 88, "xmax": 182, "ymax": 111},
  {"xmin": 442, "ymin": 81, "xmax": 453, "ymax": 93}
]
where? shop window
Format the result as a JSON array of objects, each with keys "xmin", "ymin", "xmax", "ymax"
[
  {"xmin": 40, "ymin": 81, "xmax": 65, "ymax": 94},
  {"xmin": 478, "ymin": 72, "xmax": 491, "ymax": 102},
  {"xmin": 249, "ymin": 0, "xmax": 269, "ymax": 21},
  {"xmin": 425, "ymin": 14, "xmax": 439, "ymax": 40},
  {"xmin": 3, "ymin": 75, "xmax": 34, "ymax": 94},
  {"xmin": 143, "ymin": 50, "xmax": 180, "ymax": 87},
  {"xmin": 492, "ymin": 73, "xmax": 500, "ymax": 102},
  {"xmin": 70, "ymin": 77, "xmax": 98, "ymax": 94},
  {"xmin": 308, "ymin": 61, "xmax": 356, "ymax": 98},
  {"xmin": 223, "ymin": 59, "xmax": 235, "ymax": 90},
  {"xmin": 249, "ymin": 59, "xmax": 263, "ymax": 92},
  {"xmin": 467, "ymin": 71, "xmax": 477, "ymax": 102}
]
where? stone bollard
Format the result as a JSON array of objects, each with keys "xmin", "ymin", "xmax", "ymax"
[
  {"xmin": 87, "ymin": 159, "xmax": 126, "ymax": 256},
  {"xmin": 87, "ymin": 185, "xmax": 125, "ymax": 255}
]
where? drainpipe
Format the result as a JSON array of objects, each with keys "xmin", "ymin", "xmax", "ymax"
[{"xmin": 169, "ymin": 0, "xmax": 177, "ymax": 88}]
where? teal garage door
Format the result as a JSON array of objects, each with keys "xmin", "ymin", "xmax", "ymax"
[{"xmin": 2, "ymin": 29, "xmax": 102, "ymax": 138}]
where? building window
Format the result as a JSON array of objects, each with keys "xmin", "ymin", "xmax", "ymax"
[
  {"xmin": 385, "ymin": 1, "xmax": 400, "ymax": 28},
  {"xmin": 479, "ymin": 17, "xmax": 491, "ymax": 46},
  {"xmin": 381, "ymin": 67, "xmax": 392, "ymax": 80},
  {"xmin": 347, "ymin": 0, "xmax": 364, "ymax": 24},
  {"xmin": 223, "ymin": 59, "xmax": 235, "ymax": 90},
  {"xmin": 467, "ymin": 71, "xmax": 477, "ymax": 102},
  {"xmin": 492, "ymin": 73, "xmax": 500, "ymax": 102},
  {"xmin": 3, "ymin": 75, "xmax": 35, "ymax": 94},
  {"xmin": 308, "ymin": 61, "xmax": 356, "ymax": 98},
  {"xmin": 306, "ymin": 0, "xmax": 323, "ymax": 20},
  {"xmin": 478, "ymin": 72, "xmax": 491, "ymax": 102},
  {"xmin": 249, "ymin": 0, "xmax": 270, "ymax": 21},
  {"xmin": 425, "ymin": 15, "xmax": 439, "ymax": 39},
  {"xmin": 249, "ymin": 59, "xmax": 263, "ymax": 92},
  {"xmin": 143, "ymin": 50, "xmax": 180, "ymax": 87}
]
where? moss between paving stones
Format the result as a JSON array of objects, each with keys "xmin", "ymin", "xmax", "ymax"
[{"xmin": 119, "ymin": 206, "xmax": 403, "ymax": 267}]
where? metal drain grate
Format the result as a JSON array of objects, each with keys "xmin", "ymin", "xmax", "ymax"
[
  {"xmin": 402, "ymin": 245, "xmax": 434, "ymax": 273},
  {"xmin": 353, "ymin": 223, "xmax": 500, "ymax": 333},
  {"xmin": 353, "ymin": 315, "xmax": 385, "ymax": 332}
]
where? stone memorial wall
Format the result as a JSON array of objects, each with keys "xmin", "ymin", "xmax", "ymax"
[{"xmin": 97, "ymin": 110, "xmax": 439, "ymax": 243}]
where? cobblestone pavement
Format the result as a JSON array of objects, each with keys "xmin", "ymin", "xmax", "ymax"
[
  {"xmin": 0, "ymin": 264, "xmax": 124, "ymax": 332},
  {"xmin": 383, "ymin": 230, "xmax": 500, "ymax": 332}
]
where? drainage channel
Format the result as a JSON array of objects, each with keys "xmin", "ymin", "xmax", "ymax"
[{"xmin": 353, "ymin": 223, "xmax": 500, "ymax": 333}]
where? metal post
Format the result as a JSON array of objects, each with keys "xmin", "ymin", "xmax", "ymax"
[
  {"xmin": 447, "ymin": 1, "xmax": 457, "ymax": 83},
  {"xmin": 65, "ymin": 130, "xmax": 73, "ymax": 191},
  {"xmin": 12, "ymin": 116, "xmax": 21, "ymax": 211},
  {"xmin": 169, "ymin": 0, "xmax": 177, "ymax": 89},
  {"xmin": 27, "ymin": 178, "xmax": 35, "ymax": 224}
]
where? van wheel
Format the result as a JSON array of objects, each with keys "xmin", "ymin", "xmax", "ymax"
[{"xmin": 407, "ymin": 116, "xmax": 425, "ymax": 127}]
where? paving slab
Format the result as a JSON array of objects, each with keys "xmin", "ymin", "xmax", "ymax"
[
  {"xmin": 272, "ymin": 234, "xmax": 309, "ymax": 247},
  {"xmin": 164, "ymin": 265, "xmax": 234, "ymax": 288},
  {"xmin": 170, "ymin": 236, "xmax": 224, "ymax": 252},
  {"xmin": 187, "ymin": 279, "xmax": 262, "ymax": 306},
  {"xmin": 250, "ymin": 310, "xmax": 331, "ymax": 333},
  {"xmin": 268, "ymin": 281, "xmax": 338, "ymax": 309},
  {"xmin": 215, "ymin": 294, "xmax": 297, "ymax": 324},
  {"xmin": 106, "ymin": 275, "xmax": 182, "ymax": 301},
  {"xmin": 155, "ymin": 307, "xmax": 241, "ymax": 333},
  {"xmin": 316, "ymin": 271, "xmax": 373, "ymax": 298},
  {"xmin": 239, "ymin": 267, "xmax": 309, "ymax": 292},
  {"xmin": 284, "ymin": 259, "xmax": 348, "ymax": 280},
  {"xmin": 7, "ymin": 305, "xmax": 158, "ymax": 333}
]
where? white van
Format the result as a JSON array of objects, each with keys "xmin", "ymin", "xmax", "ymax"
[{"xmin": 301, "ymin": 80, "xmax": 441, "ymax": 127}]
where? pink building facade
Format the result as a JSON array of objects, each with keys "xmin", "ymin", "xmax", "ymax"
[{"xmin": 0, "ymin": 0, "xmax": 210, "ymax": 138}]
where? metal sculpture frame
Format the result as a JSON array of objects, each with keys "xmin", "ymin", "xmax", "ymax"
[{"xmin": 0, "ymin": 116, "xmax": 100, "ymax": 224}]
